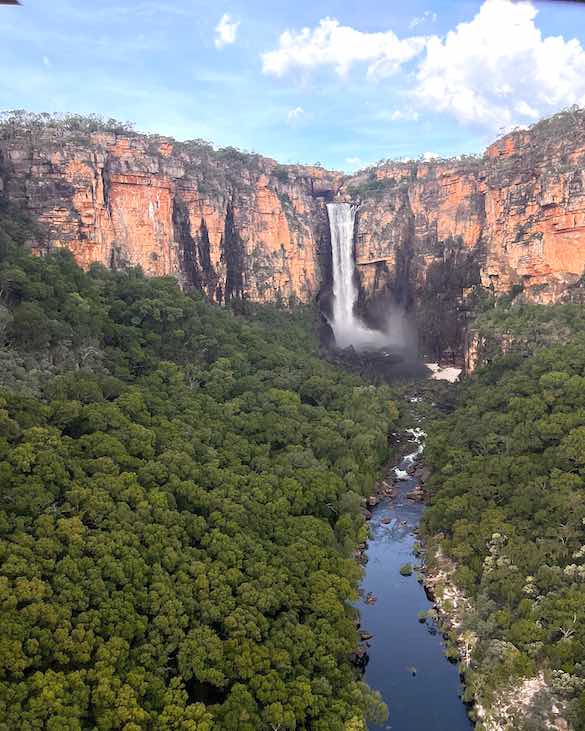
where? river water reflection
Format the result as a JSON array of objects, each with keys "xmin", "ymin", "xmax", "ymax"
[{"xmin": 359, "ymin": 435, "xmax": 474, "ymax": 731}]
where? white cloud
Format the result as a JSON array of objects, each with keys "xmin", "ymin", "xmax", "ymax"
[
  {"xmin": 261, "ymin": 17, "xmax": 426, "ymax": 79},
  {"xmin": 413, "ymin": 0, "xmax": 585, "ymax": 129},
  {"xmin": 422, "ymin": 151, "xmax": 439, "ymax": 160},
  {"xmin": 409, "ymin": 11, "xmax": 437, "ymax": 30},
  {"xmin": 345, "ymin": 156, "xmax": 370, "ymax": 172},
  {"xmin": 515, "ymin": 100, "xmax": 539, "ymax": 119},
  {"xmin": 287, "ymin": 106, "xmax": 311, "ymax": 126},
  {"xmin": 387, "ymin": 108, "xmax": 420, "ymax": 122},
  {"xmin": 214, "ymin": 13, "xmax": 239, "ymax": 49},
  {"xmin": 263, "ymin": 1, "xmax": 585, "ymax": 133},
  {"xmin": 42, "ymin": 55, "xmax": 50, "ymax": 67}
]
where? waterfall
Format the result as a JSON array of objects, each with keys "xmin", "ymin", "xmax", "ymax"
[
  {"xmin": 327, "ymin": 202, "xmax": 388, "ymax": 350},
  {"xmin": 328, "ymin": 203, "xmax": 359, "ymax": 346}
]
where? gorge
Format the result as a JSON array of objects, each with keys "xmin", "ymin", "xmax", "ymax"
[
  {"xmin": 359, "ymin": 423, "xmax": 473, "ymax": 731},
  {"xmin": 7, "ymin": 0, "xmax": 585, "ymax": 724},
  {"xmin": 5, "ymin": 109, "xmax": 585, "ymax": 730},
  {"xmin": 4, "ymin": 108, "xmax": 585, "ymax": 361}
]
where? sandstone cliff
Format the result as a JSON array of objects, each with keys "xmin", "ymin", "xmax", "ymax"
[
  {"xmin": 3, "ymin": 109, "xmax": 585, "ymax": 354},
  {"xmin": 349, "ymin": 110, "xmax": 585, "ymax": 303},
  {"xmin": 342, "ymin": 109, "xmax": 585, "ymax": 355},
  {"xmin": 0, "ymin": 115, "xmax": 342, "ymax": 305}
]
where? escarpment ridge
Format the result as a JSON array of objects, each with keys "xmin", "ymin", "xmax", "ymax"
[{"xmin": 3, "ymin": 109, "xmax": 585, "ymax": 342}]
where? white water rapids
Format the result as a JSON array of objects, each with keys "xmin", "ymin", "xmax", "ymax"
[{"xmin": 327, "ymin": 202, "xmax": 391, "ymax": 350}]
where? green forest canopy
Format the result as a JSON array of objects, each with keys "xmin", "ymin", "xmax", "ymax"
[
  {"xmin": 423, "ymin": 318, "xmax": 585, "ymax": 729},
  {"xmin": 0, "ymin": 203, "xmax": 395, "ymax": 730}
]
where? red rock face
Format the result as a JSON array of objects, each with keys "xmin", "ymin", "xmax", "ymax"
[
  {"xmin": 2, "ymin": 111, "xmax": 585, "ymax": 307},
  {"xmin": 0, "ymin": 129, "xmax": 341, "ymax": 304},
  {"xmin": 350, "ymin": 112, "xmax": 585, "ymax": 305}
]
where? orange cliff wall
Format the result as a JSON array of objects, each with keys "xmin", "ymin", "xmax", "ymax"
[
  {"xmin": 0, "ymin": 129, "xmax": 342, "ymax": 304},
  {"xmin": 348, "ymin": 111, "xmax": 585, "ymax": 305},
  {"xmin": 3, "ymin": 111, "xmax": 585, "ymax": 308}
]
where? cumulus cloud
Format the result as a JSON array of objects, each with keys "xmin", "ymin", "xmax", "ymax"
[
  {"xmin": 214, "ymin": 13, "xmax": 239, "ymax": 49},
  {"xmin": 261, "ymin": 17, "xmax": 426, "ymax": 79},
  {"xmin": 263, "ymin": 1, "xmax": 585, "ymax": 132},
  {"xmin": 413, "ymin": 0, "xmax": 585, "ymax": 128},
  {"xmin": 409, "ymin": 11, "xmax": 437, "ymax": 30}
]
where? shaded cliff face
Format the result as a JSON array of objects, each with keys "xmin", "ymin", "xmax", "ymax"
[
  {"xmin": 341, "ymin": 110, "xmax": 585, "ymax": 355},
  {"xmin": 348, "ymin": 111, "xmax": 585, "ymax": 305},
  {"xmin": 0, "ymin": 125, "xmax": 341, "ymax": 304}
]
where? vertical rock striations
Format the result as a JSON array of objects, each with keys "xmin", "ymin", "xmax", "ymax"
[
  {"xmin": 0, "ymin": 121, "xmax": 341, "ymax": 304},
  {"xmin": 3, "ymin": 109, "xmax": 585, "ymax": 324},
  {"xmin": 347, "ymin": 110, "xmax": 585, "ymax": 309}
]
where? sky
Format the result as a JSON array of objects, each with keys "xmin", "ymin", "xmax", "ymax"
[{"xmin": 3, "ymin": 0, "xmax": 585, "ymax": 171}]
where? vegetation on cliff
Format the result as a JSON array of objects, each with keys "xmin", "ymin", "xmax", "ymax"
[
  {"xmin": 0, "ymin": 111, "xmax": 266, "ymax": 199},
  {"xmin": 416, "ymin": 236, "xmax": 482, "ymax": 360},
  {"xmin": 0, "ymin": 203, "xmax": 394, "ymax": 729},
  {"xmin": 468, "ymin": 301, "xmax": 585, "ymax": 369},
  {"xmin": 0, "ymin": 110, "xmax": 137, "ymax": 137},
  {"xmin": 423, "ymin": 314, "xmax": 585, "ymax": 729}
]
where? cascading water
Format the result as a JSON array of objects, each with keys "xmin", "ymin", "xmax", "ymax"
[
  {"xmin": 328, "ymin": 203, "xmax": 359, "ymax": 345},
  {"xmin": 327, "ymin": 202, "xmax": 390, "ymax": 350}
]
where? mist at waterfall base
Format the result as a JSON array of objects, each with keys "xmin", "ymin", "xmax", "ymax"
[{"xmin": 327, "ymin": 203, "xmax": 419, "ymax": 370}]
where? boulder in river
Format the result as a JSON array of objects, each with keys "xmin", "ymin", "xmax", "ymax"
[
  {"xmin": 351, "ymin": 646, "xmax": 369, "ymax": 669},
  {"xmin": 380, "ymin": 480, "xmax": 395, "ymax": 497},
  {"xmin": 406, "ymin": 486, "xmax": 425, "ymax": 502},
  {"xmin": 414, "ymin": 465, "xmax": 431, "ymax": 483}
]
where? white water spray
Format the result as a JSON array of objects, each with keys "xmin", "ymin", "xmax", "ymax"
[{"xmin": 327, "ymin": 202, "xmax": 391, "ymax": 350}]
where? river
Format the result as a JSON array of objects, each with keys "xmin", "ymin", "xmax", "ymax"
[{"xmin": 359, "ymin": 428, "xmax": 474, "ymax": 731}]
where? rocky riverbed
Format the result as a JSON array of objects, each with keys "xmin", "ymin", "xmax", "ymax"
[{"xmin": 356, "ymin": 427, "xmax": 473, "ymax": 730}]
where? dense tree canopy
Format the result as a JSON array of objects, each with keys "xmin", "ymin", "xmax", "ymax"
[
  {"xmin": 423, "ymin": 327, "xmax": 585, "ymax": 728},
  {"xmin": 0, "ymin": 204, "xmax": 394, "ymax": 729},
  {"xmin": 468, "ymin": 301, "xmax": 585, "ymax": 367}
]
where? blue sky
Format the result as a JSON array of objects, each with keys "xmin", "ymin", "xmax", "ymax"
[{"xmin": 3, "ymin": 0, "xmax": 585, "ymax": 170}]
